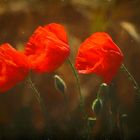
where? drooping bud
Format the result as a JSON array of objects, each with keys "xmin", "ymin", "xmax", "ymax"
[
  {"xmin": 88, "ymin": 117, "xmax": 97, "ymax": 128},
  {"xmin": 54, "ymin": 75, "xmax": 67, "ymax": 94},
  {"xmin": 101, "ymin": 83, "xmax": 109, "ymax": 94},
  {"xmin": 92, "ymin": 98, "xmax": 103, "ymax": 115},
  {"xmin": 120, "ymin": 114, "xmax": 128, "ymax": 123},
  {"xmin": 97, "ymin": 83, "xmax": 109, "ymax": 99}
]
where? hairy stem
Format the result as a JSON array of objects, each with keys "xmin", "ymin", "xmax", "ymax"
[
  {"xmin": 68, "ymin": 58, "xmax": 85, "ymax": 114},
  {"xmin": 27, "ymin": 76, "xmax": 47, "ymax": 117},
  {"xmin": 121, "ymin": 64, "xmax": 140, "ymax": 96},
  {"xmin": 67, "ymin": 58, "xmax": 90, "ymax": 139}
]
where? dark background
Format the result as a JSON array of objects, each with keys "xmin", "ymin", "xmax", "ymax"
[{"xmin": 0, "ymin": 0, "xmax": 140, "ymax": 139}]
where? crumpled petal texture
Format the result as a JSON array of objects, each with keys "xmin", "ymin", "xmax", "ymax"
[
  {"xmin": 25, "ymin": 23, "xmax": 70, "ymax": 73},
  {"xmin": 75, "ymin": 32, "xmax": 124, "ymax": 83},
  {"xmin": 0, "ymin": 43, "xmax": 29, "ymax": 92}
]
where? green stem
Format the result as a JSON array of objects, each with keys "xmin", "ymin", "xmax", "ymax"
[
  {"xmin": 67, "ymin": 58, "xmax": 82, "ymax": 99},
  {"xmin": 27, "ymin": 76, "xmax": 41, "ymax": 103},
  {"xmin": 67, "ymin": 58, "xmax": 90, "ymax": 139},
  {"xmin": 27, "ymin": 76, "xmax": 47, "ymax": 116},
  {"xmin": 63, "ymin": 92, "xmax": 68, "ymax": 106},
  {"xmin": 67, "ymin": 58, "xmax": 85, "ymax": 113},
  {"xmin": 62, "ymin": 92, "xmax": 71, "ymax": 120},
  {"xmin": 121, "ymin": 64, "xmax": 140, "ymax": 96},
  {"xmin": 26, "ymin": 76, "xmax": 49, "ymax": 135},
  {"xmin": 97, "ymin": 84, "xmax": 103, "ymax": 99}
]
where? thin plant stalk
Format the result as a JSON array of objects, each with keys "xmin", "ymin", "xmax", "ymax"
[
  {"xmin": 121, "ymin": 64, "xmax": 140, "ymax": 96},
  {"xmin": 26, "ymin": 76, "xmax": 50, "ymax": 136},
  {"xmin": 63, "ymin": 92, "xmax": 68, "ymax": 107},
  {"xmin": 67, "ymin": 58, "xmax": 90, "ymax": 139},
  {"xmin": 27, "ymin": 76, "xmax": 41, "ymax": 103},
  {"xmin": 67, "ymin": 58, "xmax": 86, "ymax": 115},
  {"xmin": 27, "ymin": 76, "xmax": 47, "ymax": 117},
  {"xmin": 62, "ymin": 92, "xmax": 71, "ymax": 120}
]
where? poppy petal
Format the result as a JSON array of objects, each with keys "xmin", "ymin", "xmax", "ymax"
[
  {"xmin": 0, "ymin": 43, "xmax": 29, "ymax": 92},
  {"xmin": 25, "ymin": 23, "xmax": 70, "ymax": 73},
  {"xmin": 75, "ymin": 32, "xmax": 123, "ymax": 83}
]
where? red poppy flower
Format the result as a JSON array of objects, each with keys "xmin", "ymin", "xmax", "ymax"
[
  {"xmin": 24, "ymin": 23, "xmax": 70, "ymax": 73},
  {"xmin": 75, "ymin": 32, "xmax": 124, "ymax": 84},
  {"xmin": 0, "ymin": 43, "xmax": 29, "ymax": 92}
]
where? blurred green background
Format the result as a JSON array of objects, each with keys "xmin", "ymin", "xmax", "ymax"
[{"xmin": 0, "ymin": 0, "xmax": 140, "ymax": 139}]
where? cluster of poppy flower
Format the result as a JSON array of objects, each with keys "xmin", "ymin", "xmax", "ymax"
[{"xmin": 0, "ymin": 23, "xmax": 123, "ymax": 93}]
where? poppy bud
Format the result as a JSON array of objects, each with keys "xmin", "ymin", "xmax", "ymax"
[
  {"xmin": 98, "ymin": 83, "xmax": 109, "ymax": 98},
  {"xmin": 88, "ymin": 117, "xmax": 96, "ymax": 128},
  {"xmin": 92, "ymin": 98, "xmax": 103, "ymax": 115},
  {"xmin": 54, "ymin": 75, "xmax": 66, "ymax": 94},
  {"xmin": 120, "ymin": 114, "xmax": 128, "ymax": 124},
  {"xmin": 101, "ymin": 83, "xmax": 108, "ymax": 92}
]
